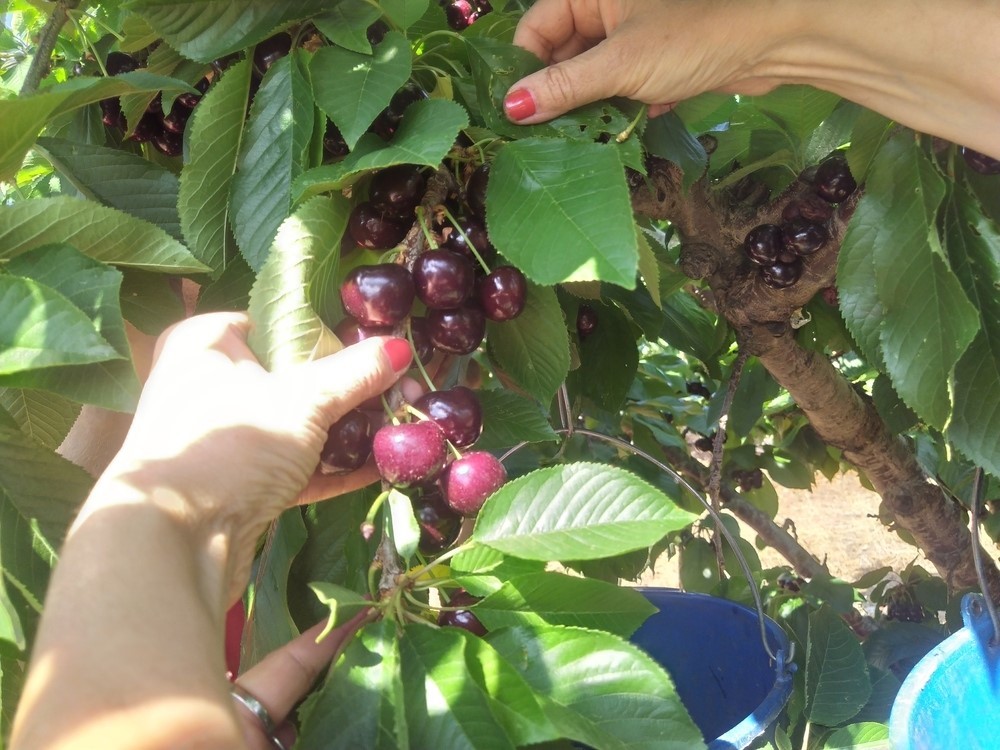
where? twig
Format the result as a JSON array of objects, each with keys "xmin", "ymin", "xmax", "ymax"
[
  {"xmin": 708, "ymin": 350, "xmax": 749, "ymax": 572},
  {"xmin": 20, "ymin": 1, "xmax": 81, "ymax": 95}
]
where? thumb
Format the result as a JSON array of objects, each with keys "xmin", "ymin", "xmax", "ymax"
[{"xmin": 504, "ymin": 44, "xmax": 621, "ymax": 124}]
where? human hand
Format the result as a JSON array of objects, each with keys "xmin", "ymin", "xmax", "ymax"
[
  {"xmin": 503, "ymin": 0, "xmax": 788, "ymax": 123},
  {"xmin": 79, "ymin": 312, "xmax": 412, "ymax": 600}
]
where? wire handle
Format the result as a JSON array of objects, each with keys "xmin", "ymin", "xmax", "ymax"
[{"xmin": 969, "ymin": 467, "xmax": 1000, "ymax": 646}]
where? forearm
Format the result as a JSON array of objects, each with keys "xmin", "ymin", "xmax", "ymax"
[
  {"xmin": 764, "ymin": 0, "xmax": 1000, "ymax": 157},
  {"xmin": 12, "ymin": 486, "xmax": 243, "ymax": 750}
]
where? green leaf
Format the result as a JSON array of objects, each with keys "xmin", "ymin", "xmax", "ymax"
[
  {"xmin": 126, "ymin": 0, "xmax": 330, "ymax": 62},
  {"xmin": 488, "ymin": 139, "xmax": 638, "ymax": 288},
  {"xmin": 247, "ymin": 195, "xmax": 349, "ymax": 370},
  {"xmin": 474, "ymin": 389, "xmax": 558, "ymax": 453},
  {"xmin": 805, "ymin": 605, "xmax": 871, "ymax": 726},
  {"xmin": 381, "ymin": 0, "xmax": 430, "ymax": 29},
  {"xmin": 195, "ymin": 255, "xmax": 256, "ymax": 315},
  {"xmin": 486, "ymin": 284, "xmax": 569, "ymax": 406},
  {"xmin": 0, "ymin": 276, "xmax": 120, "ymax": 374},
  {"xmin": 871, "ymin": 138, "xmax": 979, "ymax": 428},
  {"xmin": 450, "ymin": 546, "xmax": 546, "ymax": 597},
  {"xmin": 487, "ymin": 626, "xmax": 705, "ymax": 750},
  {"xmin": 35, "ymin": 137, "xmax": 182, "ymax": 240},
  {"xmin": 473, "ymin": 463, "xmax": 698, "ymax": 561},
  {"xmin": 0, "ymin": 571, "xmax": 24, "ymax": 654},
  {"xmin": 747, "ymin": 85, "xmax": 841, "ymax": 143},
  {"xmin": 660, "ymin": 290, "xmax": 725, "ymax": 370},
  {"xmin": 0, "ymin": 389, "xmax": 80, "ymax": 451},
  {"xmin": 245, "ymin": 509, "xmax": 307, "ymax": 669},
  {"xmin": 231, "ymin": 52, "xmax": 316, "ymax": 271},
  {"xmin": 568, "ymin": 300, "xmax": 638, "ymax": 412},
  {"xmin": 179, "ymin": 58, "xmax": 254, "ymax": 273},
  {"xmin": 636, "ymin": 230, "xmax": 662, "ymax": 308},
  {"xmin": 0, "ymin": 72, "xmax": 194, "ymax": 182},
  {"xmin": 308, "ymin": 582, "xmax": 370, "ymax": 638},
  {"xmin": 119, "ymin": 43, "xmax": 193, "ymax": 136},
  {"xmin": 118, "ymin": 269, "xmax": 186, "ymax": 336},
  {"xmin": 942, "ymin": 187, "xmax": 1000, "ymax": 477},
  {"xmin": 311, "ymin": 32, "xmax": 412, "ymax": 150},
  {"xmin": 3, "ymin": 244, "xmax": 141, "ymax": 412},
  {"xmin": 642, "ymin": 112, "xmax": 707, "ymax": 190},
  {"xmin": 822, "ymin": 723, "xmax": 890, "ymax": 749},
  {"xmin": 728, "ymin": 358, "xmax": 780, "ymax": 438},
  {"xmin": 295, "ymin": 99, "xmax": 470, "ymax": 201},
  {"xmin": 475, "ymin": 572, "xmax": 656, "ymax": 636},
  {"xmin": 847, "ymin": 110, "xmax": 893, "ymax": 182},
  {"xmin": 298, "ymin": 620, "xmax": 406, "ymax": 750},
  {"xmin": 387, "ymin": 489, "xmax": 420, "ymax": 563},
  {"xmin": 313, "ymin": 4, "xmax": 383, "ymax": 55},
  {"xmin": 0, "ymin": 197, "xmax": 209, "ymax": 273}
]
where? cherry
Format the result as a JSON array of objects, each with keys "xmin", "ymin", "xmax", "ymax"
[
  {"xmin": 686, "ymin": 382, "xmax": 712, "ymax": 399},
  {"xmin": 782, "ymin": 193, "xmax": 833, "ymax": 224},
  {"xmin": 466, "ymin": 164, "xmax": 490, "ymax": 218},
  {"xmin": 340, "ymin": 263, "xmax": 416, "ymax": 327},
  {"xmin": 319, "ymin": 409, "xmax": 373, "ymax": 474},
  {"xmin": 369, "ymin": 165, "xmax": 426, "ymax": 218},
  {"xmin": 177, "ymin": 77, "xmax": 210, "ymax": 109},
  {"xmin": 427, "ymin": 306, "xmax": 486, "ymax": 355},
  {"xmin": 961, "ymin": 146, "xmax": 1000, "ymax": 175},
  {"xmin": 415, "ymin": 489, "xmax": 462, "ymax": 555},
  {"xmin": 442, "ymin": 216, "xmax": 495, "ymax": 265},
  {"xmin": 442, "ymin": 451, "xmax": 506, "ymax": 515},
  {"xmin": 129, "ymin": 111, "xmax": 163, "ymax": 143},
  {"xmin": 323, "ymin": 121, "xmax": 350, "ymax": 159},
  {"xmin": 152, "ymin": 130, "xmax": 183, "ymax": 157},
  {"xmin": 409, "ymin": 317, "xmax": 435, "ymax": 365},
  {"xmin": 100, "ymin": 98, "xmax": 126, "ymax": 129},
  {"xmin": 106, "ymin": 51, "xmax": 139, "ymax": 76},
  {"xmin": 372, "ymin": 421, "xmax": 447, "ymax": 486},
  {"xmin": 813, "ymin": 155, "xmax": 857, "ymax": 203},
  {"xmin": 333, "ymin": 318, "xmax": 394, "ymax": 346},
  {"xmin": 744, "ymin": 224, "xmax": 782, "ymax": 266},
  {"xmin": 348, "ymin": 201, "xmax": 412, "ymax": 249},
  {"xmin": 576, "ymin": 304, "xmax": 598, "ymax": 339},
  {"xmin": 820, "ymin": 286, "xmax": 839, "ymax": 306},
  {"xmin": 162, "ymin": 99, "xmax": 191, "ymax": 134},
  {"xmin": 479, "ymin": 267, "xmax": 527, "ymax": 321},
  {"xmin": 445, "ymin": 0, "xmax": 479, "ymax": 30},
  {"xmin": 370, "ymin": 84, "xmax": 428, "ymax": 140},
  {"xmin": 413, "ymin": 386, "xmax": 483, "ymax": 448},
  {"xmin": 438, "ymin": 591, "xmax": 487, "ymax": 636},
  {"xmin": 413, "ymin": 250, "xmax": 475, "ymax": 310},
  {"xmin": 781, "ymin": 218, "xmax": 828, "ymax": 256},
  {"xmin": 693, "ymin": 436, "xmax": 713, "ymax": 452},
  {"xmin": 366, "ymin": 20, "xmax": 389, "ymax": 46},
  {"xmin": 253, "ymin": 33, "xmax": 292, "ymax": 75},
  {"xmin": 760, "ymin": 259, "xmax": 803, "ymax": 289}
]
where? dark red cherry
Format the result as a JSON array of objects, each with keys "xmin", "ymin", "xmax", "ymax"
[
  {"xmin": 760, "ymin": 260, "xmax": 803, "ymax": 289},
  {"xmin": 961, "ymin": 146, "xmax": 1000, "ymax": 175},
  {"xmin": 129, "ymin": 111, "xmax": 163, "ymax": 143},
  {"xmin": 372, "ymin": 421, "xmax": 447, "ymax": 486},
  {"xmin": 340, "ymin": 264, "xmax": 416, "ymax": 327},
  {"xmin": 479, "ymin": 267, "xmax": 527, "ymax": 321},
  {"xmin": 253, "ymin": 33, "xmax": 292, "ymax": 74},
  {"xmin": 466, "ymin": 163, "xmax": 490, "ymax": 218},
  {"xmin": 413, "ymin": 386, "xmax": 483, "ymax": 448},
  {"xmin": 324, "ymin": 121, "xmax": 350, "ymax": 159},
  {"xmin": 369, "ymin": 165, "xmax": 426, "ymax": 218},
  {"xmin": 106, "ymin": 51, "xmax": 139, "ymax": 76},
  {"xmin": 319, "ymin": 409, "xmax": 373, "ymax": 474},
  {"xmin": 781, "ymin": 218, "xmax": 828, "ymax": 256},
  {"xmin": 177, "ymin": 77, "xmax": 210, "ymax": 109},
  {"xmin": 427, "ymin": 306, "xmax": 486, "ymax": 355},
  {"xmin": 781, "ymin": 193, "xmax": 833, "ymax": 224},
  {"xmin": 348, "ymin": 201, "xmax": 412, "ymax": 249},
  {"xmin": 438, "ymin": 591, "xmax": 487, "ymax": 635},
  {"xmin": 366, "ymin": 20, "xmax": 389, "ymax": 46},
  {"xmin": 413, "ymin": 250, "xmax": 475, "ymax": 310},
  {"xmin": 443, "ymin": 216, "xmax": 495, "ymax": 265},
  {"xmin": 333, "ymin": 318, "xmax": 393, "ymax": 346},
  {"xmin": 576, "ymin": 305, "xmax": 598, "ymax": 339},
  {"xmin": 441, "ymin": 451, "xmax": 507, "ymax": 515},
  {"xmin": 415, "ymin": 489, "xmax": 462, "ymax": 555},
  {"xmin": 387, "ymin": 84, "xmax": 427, "ymax": 122},
  {"xmin": 100, "ymin": 98, "xmax": 126, "ymax": 129},
  {"xmin": 743, "ymin": 224, "xmax": 782, "ymax": 266},
  {"xmin": 152, "ymin": 129, "xmax": 183, "ymax": 157},
  {"xmin": 162, "ymin": 99, "xmax": 191, "ymax": 134},
  {"xmin": 445, "ymin": 0, "xmax": 479, "ymax": 30},
  {"xmin": 814, "ymin": 155, "xmax": 857, "ymax": 203}
]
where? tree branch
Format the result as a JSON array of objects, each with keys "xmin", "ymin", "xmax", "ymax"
[{"xmin": 20, "ymin": 0, "xmax": 81, "ymax": 96}]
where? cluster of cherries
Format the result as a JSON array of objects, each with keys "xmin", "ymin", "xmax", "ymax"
[
  {"xmin": 884, "ymin": 597, "xmax": 925, "ymax": 623},
  {"xmin": 99, "ymin": 51, "xmax": 208, "ymax": 157},
  {"xmin": 441, "ymin": 0, "xmax": 494, "ymax": 30},
  {"xmin": 962, "ymin": 146, "xmax": 1000, "ymax": 176},
  {"xmin": 731, "ymin": 467, "xmax": 765, "ymax": 493},
  {"xmin": 743, "ymin": 154, "xmax": 857, "ymax": 289}
]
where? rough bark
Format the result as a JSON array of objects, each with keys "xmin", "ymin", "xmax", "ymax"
[
  {"xmin": 633, "ymin": 157, "xmax": 1000, "ymax": 599},
  {"xmin": 20, "ymin": 1, "xmax": 80, "ymax": 96}
]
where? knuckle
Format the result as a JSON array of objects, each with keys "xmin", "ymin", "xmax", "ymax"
[{"xmin": 539, "ymin": 64, "xmax": 579, "ymax": 109}]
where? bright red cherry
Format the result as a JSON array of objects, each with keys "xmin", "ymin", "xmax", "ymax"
[
  {"xmin": 441, "ymin": 451, "xmax": 507, "ymax": 515},
  {"xmin": 372, "ymin": 421, "xmax": 447, "ymax": 487}
]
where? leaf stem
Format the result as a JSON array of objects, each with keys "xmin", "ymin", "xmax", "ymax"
[
  {"xmin": 615, "ymin": 104, "xmax": 647, "ymax": 144},
  {"xmin": 405, "ymin": 543, "xmax": 471, "ymax": 584}
]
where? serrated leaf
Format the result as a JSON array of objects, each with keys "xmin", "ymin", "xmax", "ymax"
[
  {"xmin": 0, "ymin": 570, "xmax": 24, "ymax": 654},
  {"xmin": 387, "ymin": 489, "xmax": 420, "ymax": 562},
  {"xmin": 450, "ymin": 545, "xmax": 546, "ymax": 596},
  {"xmin": 847, "ymin": 110, "xmax": 893, "ymax": 182},
  {"xmin": 488, "ymin": 139, "xmax": 638, "ymax": 288},
  {"xmin": 311, "ymin": 32, "xmax": 412, "ymax": 150},
  {"xmin": 838, "ymin": 205, "xmax": 886, "ymax": 370},
  {"xmin": 823, "ymin": 723, "xmax": 890, "ymax": 749},
  {"xmin": 473, "ymin": 463, "xmax": 698, "ymax": 561},
  {"xmin": 865, "ymin": 138, "xmax": 979, "ymax": 428},
  {"xmin": 381, "ymin": 0, "xmax": 430, "ymax": 29},
  {"xmin": 747, "ymin": 85, "xmax": 841, "ymax": 143},
  {"xmin": 659, "ymin": 290, "xmax": 725, "ymax": 370},
  {"xmin": 36, "ymin": 137, "xmax": 182, "ymax": 240},
  {"xmin": 487, "ymin": 626, "xmax": 705, "ymax": 750},
  {"xmin": 297, "ymin": 620, "xmax": 406, "ymax": 750},
  {"xmin": 568, "ymin": 300, "xmax": 638, "ymax": 411},
  {"xmin": 308, "ymin": 582, "xmax": 370, "ymax": 638},
  {"xmin": 118, "ymin": 269, "xmax": 186, "ymax": 336},
  {"xmin": 636, "ymin": 230, "xmax": 662, "ymax": 308},
  {"xmin": 0, "ymin": 71, "xmax": 194, "ymax": 181},
  {"xmin": 120, "ymin": 43, "xmax": 188, "ymax": 136},
  {"xmin": 179, "ymin": 59, "xmax": 254, "ymax": 273},
  {"xmin": 486, "ymin": 283, "xmax": 569, "ymax": 405},
  {"xmin": 231, "ymin": 53, "xmax": 316, "ymax": 271},
  {"xmin": 313, "ymin": 4, "xmax": 383, "ymax": 54},
  {"xmin": 642, "ymin": 112, "xmax": 707, "ymax": 190},
  {"xmin": 247, "ymin": 195, "xmax": 348, "ymax": 370},
  {"xmin": 942, "ymin": 187, "xmax": 1000, "ymax": 477},
  {"xmin": 126, "ymin": 0, "xmax": 330, "ymax": 62},
  {"xmin": 0, "ymin": 276, "xmax": 120, "ymax": 374},
  {"xmin": 295, "ymin": 99, "xmax": 469, "ymax": 201},
  {"xmin": 195, "ymin": 255, "xmax": 256, "ymax": 314},
  {"xmin": 475, "ymin": 572, "xmax": 655, "ymax": 636},
  {"xmin": 0, "ymin": 389, "xmax": 80, "ymax": 451},
  {"xmin": 0, "ymin": 196, "xmax": 209, "ymax": 273},
  {"xmin": 805, "ymin": 605, "xmax": 871, "ymax": 726},
  {"xmin": 474, "ymin": 389, "xmax": 558, "ymax": 453}
]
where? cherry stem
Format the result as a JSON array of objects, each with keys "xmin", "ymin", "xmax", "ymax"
[
  {"xmin": 405, "ymin": 543, "xmax": 471, "ymax": 584},
  {"xmin": 441, "ymin": 205, "xmax": 491, "ymax": 274},
  {"xmin": 364, "ymin": 490, "xmax": 391, "ymax": 533},
  {"xmin": 380, "ymin": 394, "xmax": 400, "ymax": 424},
  {"xmin": 406, "ymin": 318, "xmax": 437, "ymax": 391},
  {"xmin": 403, "ymin": 403, "xmax": 433, "ymax": 422},
  {"xmin": 402, "ymin": 589, "xmax": 430, "ymax": 612},
  {"xmin": 446, "ymin": 439, "xmax": 463, "ymax": 461},
  {"xmin": 415, "ymin": 207, "xmax": 439, "ymax": 250},
  {"xmin": 616, "ymin": 104, "xmax": 647, "ymax": 143}
]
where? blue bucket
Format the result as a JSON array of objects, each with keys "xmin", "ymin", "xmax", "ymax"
[
  {"xmin": 889, "ymin": 594, "xmax": 1000, "ymax": 749},
  {"xmin": 632, "ymin": 588, "xmax": 794, "ymax": 750}
]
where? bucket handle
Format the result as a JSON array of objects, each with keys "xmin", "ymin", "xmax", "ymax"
[
  {"xmin": 501, "ymin": 387, "xmax": 788, "ymax": 665},
  {"xmin": 969, "ymin": 467, "xmax": 1000, "ymax": 646}
]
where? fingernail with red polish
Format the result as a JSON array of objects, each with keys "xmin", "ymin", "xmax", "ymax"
[
  {"xmin": 383, "ymin": 337, "xmax": 412, "ymax": 372},
  {"xmin": 503, "ymin": 89, "xmax": 536, "ymax": 121}
]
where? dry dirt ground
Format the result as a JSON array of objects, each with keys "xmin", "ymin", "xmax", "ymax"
[{"xmin": 637, "ymin": 472, "xmax": 934, "ymax": 588}]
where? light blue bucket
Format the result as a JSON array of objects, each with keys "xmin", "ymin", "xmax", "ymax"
[{"xmin": 889, "ymin": 593, "xmax": 1000, "ymax": 749}]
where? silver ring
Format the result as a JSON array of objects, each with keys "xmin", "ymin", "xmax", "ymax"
[{"xmin": 231, "ymin": 683, "xmax": 287, "ymax": 750}]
